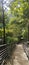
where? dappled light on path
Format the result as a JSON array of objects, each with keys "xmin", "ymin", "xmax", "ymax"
[{"xmin": 5, "ymin": 44, "xmax": 29, "ymax": 65}]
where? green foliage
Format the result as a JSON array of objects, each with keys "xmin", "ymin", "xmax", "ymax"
[
  {"xmin": 9, "ymin": 0, "xmax": 29, "ymax": 41},
  {"xmin": 0, "ymin": 0, "xmax": 29, "ymax": 44}
]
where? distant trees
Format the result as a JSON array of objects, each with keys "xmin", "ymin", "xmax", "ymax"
[{"xmin": 8, "ymin": 0, "xmax": 29, "ymax": 42}]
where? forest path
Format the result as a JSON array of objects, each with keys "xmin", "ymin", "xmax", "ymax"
[{"xmin": 6, "ymin": 44, "xmax": 29, "ymax": 65}]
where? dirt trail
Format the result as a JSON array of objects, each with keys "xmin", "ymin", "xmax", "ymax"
[{"xmin": 6, "ymin": 44, "xmax": 29, "ymax": 65}]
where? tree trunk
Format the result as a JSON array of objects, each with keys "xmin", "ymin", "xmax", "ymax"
[
  {"xmin": 2, "ymin": 0, "xmax": 5, "ymax": 44},
  {"xmin": 28, "ymin": 23, "xmax": 29, "ymax": 41}
]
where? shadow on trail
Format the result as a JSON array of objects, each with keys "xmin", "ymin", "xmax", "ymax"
[{"xmin": 5, "ymin": 43, "xmax": 16, "ymax": 65}]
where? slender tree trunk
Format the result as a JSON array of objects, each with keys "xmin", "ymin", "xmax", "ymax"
[
  {"xmin": 2, "ymin": 0, "xmax": 5, "ymax": 44},
  {"xmin": 3, "ymin": 10, "xmax": 5, "ymax": 44},
  {"xmin": 28, "ymin": 23, "xmax": 29, "ymax": 41}
]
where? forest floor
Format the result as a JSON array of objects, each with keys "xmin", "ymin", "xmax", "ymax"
[{"xmin": 5, "ymin": 44, "xmax": 29, "ymax": 65}]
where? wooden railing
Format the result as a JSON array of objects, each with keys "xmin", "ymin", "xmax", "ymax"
[
  {"xmin": 23, "ymin": 41, "xmax": 29, "ymax": 60},
  {"xmin": 0, "ymin": 44, "xmax": 9, "ymax": 64}
]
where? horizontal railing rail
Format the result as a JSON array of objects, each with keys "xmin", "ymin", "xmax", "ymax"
[{"xmin": 0, "ymin": 44, "xmax": 9, "ymax": 64}]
